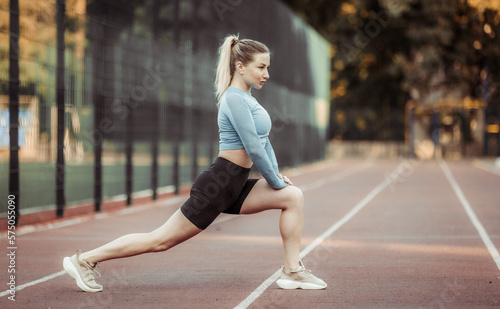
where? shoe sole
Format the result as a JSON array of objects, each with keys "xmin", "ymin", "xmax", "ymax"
[
  {"xmin": 276, "ymin": 278, "xmax": 327, "ymax": 290},
  {"xmin": 63, "ymin": 257, "xmax": 102, "ymax": 293}
]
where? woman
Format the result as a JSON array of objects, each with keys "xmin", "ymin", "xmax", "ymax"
[{"xmin": 63, "ymin": 34, "xmax": 327, "ymax": 292}]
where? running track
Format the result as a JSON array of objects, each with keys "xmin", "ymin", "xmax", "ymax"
[{"xmin": 1, "ymin": 159, "xmax": 499, "ymax": 308}]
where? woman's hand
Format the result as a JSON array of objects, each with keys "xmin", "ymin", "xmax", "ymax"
[{"xmin": 278, "ymin": 174, "xmax": 293, "ymax": 186}]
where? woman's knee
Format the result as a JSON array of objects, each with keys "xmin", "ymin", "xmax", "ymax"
[
  {"xmin": 148, "ymin": 228, "xmax": 198, "ymax": 253},
  {"xmin": 148, "ymin": 232, "xmax": 172, "ymax": 252},
  {"xmin": 284, "ymin": 186, "xmax": 304, "ymax": 209}
]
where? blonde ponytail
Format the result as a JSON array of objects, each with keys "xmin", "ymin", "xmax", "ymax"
[
  {"xmin": 215, "ymin": 34, "xmax": 239, "ymax": 103},
  {"xmin": 214, "ymin": 34, "xmax": 270, "ymax": 104}
]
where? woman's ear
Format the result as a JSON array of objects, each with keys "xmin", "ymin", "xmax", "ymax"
[{"xmin": 236, "ymin": 61, "xmax": 244, "ymax": 74}]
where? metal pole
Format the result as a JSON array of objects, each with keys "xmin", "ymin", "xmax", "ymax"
[
  {"xmin": 484, "ymin": 108, "xmax": 489, "ymax": 156},
  {"xmin": 497, "ymin": 107, "xmax": 500, "ymax": 157},
  {"xmin": 125, "ymin": 112, "xmax": 133, "ymax": 205},
  {"xmin": 173, "ymin": 138, "xmax": 180, "ymax": 195},
  {"xmin": 432, "ymin": 109, "xmax": 440, "ymax": 159},
  {"xmin": 56, "ymin": 0, "xmax": 66, "ymax": 217},
  {"xmin": 9, "ymin": 0, "xmax": 20, "ymax": 225},
  {"xmin": 92, "ymin": 15, "xmax": 104, "ymax": 212},
  {"xmin": 410, "ymin": 106, "xmax": 415, "ymax": 158}
]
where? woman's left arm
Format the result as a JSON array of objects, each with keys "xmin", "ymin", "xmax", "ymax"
[
  {"xmin": 264, "ymin": 138, "xmax": 279, "ymax": 175},
  {"xmin": 265, "ymin": 138, "xmax": 293, "ymax": 186}
]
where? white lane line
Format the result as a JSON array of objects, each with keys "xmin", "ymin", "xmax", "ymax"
[
  {"xmin": 440, "ymin": 160, "xmax": 500, "ymax": 271},
  {"xmin": 472, "ymin": 159, "xmax": 500, "ymax": 177},
  {"xmin": 234, "ymin": 163, "xmax": 404, "ymax": 309},
  {"xmin": 0, "ymin": 270, "xmax": 66, "ymax": 297}
]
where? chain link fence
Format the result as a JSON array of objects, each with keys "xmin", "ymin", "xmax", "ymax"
[{"xmin": 0, "ymin": 0, "xmax": 330, "ymax": 220}]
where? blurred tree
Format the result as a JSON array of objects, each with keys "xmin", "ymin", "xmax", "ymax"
[
  {"xmin": 282, "ymin": 0, "xmax": 500, "ymax": 141},
  {"xmin": 0, "ymin": 0, "xmax": 84, "ymax": 96}
]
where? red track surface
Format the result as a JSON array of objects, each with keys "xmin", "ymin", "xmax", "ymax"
[{"xmin": 1, "ymin": 159, "xmax": 499, "ymax": 308}]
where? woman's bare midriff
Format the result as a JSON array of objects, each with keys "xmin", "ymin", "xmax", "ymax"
[{"xmin": 218, "ymin": 149, "xmax": 253, "ymax": 169}]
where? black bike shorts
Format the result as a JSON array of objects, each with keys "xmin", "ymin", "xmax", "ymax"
[{"xmin": 180, "ymin": 157, "xmax": 259, "ymax": 230}]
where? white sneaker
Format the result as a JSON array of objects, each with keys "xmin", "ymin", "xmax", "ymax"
[
  {"xmin": 276, "ymin": 261, "xmax": 327, "ymax": 290},
  {"xmin": 63, "ymin": 250, "xmax": 103, "ymax": 292}
]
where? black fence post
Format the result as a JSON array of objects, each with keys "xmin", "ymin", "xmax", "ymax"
[
  {"xmin": 173, "ymin": 138, "xmax": 180, "ymax": 195},
  {"xmin": 409, "ymin": 107, "xmax": 415, "ymax": 158},
  {"xmin": 56, "ymin": 0, "xmax": 66, "ymax": 217},
  {"xmin": 93, "ymin": 105, "xmax": 103, "ymax": 211},
  {"xmin": 497, "ymin": 107, "xmax": 500, "ymax": 157},
  {"xmin": 9, "ymin": 0, "xmax": 20, "ymax": 226},
  {"xmin": 151, "ymin": 106, "xmax": 159, "ymax": 200},
  {"xmin": 484, "ymin": 107, "xmax": 489, "ymax": 156},
  {"xmin": 92, "ymin": 16, "xmax": 104, "ymax": 212},
  {"xmin": 432, "ymin": 109, "xmax": 440, "ymax": 159},
  {"xmin": 125, "ymin": 107, "xmax": 133, "ymax": 206}
]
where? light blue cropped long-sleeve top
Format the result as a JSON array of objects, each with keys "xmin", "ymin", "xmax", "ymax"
[{"xmin": 218, "ymin": 87, "xmax": 287, "ymax": 189}]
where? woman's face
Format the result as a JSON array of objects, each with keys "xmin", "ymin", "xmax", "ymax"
[{"xmin": 239, "ymin": 53, "xmax": 270, "ymax": 90}]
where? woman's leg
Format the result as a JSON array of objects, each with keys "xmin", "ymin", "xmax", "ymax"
[
  {"xmin": 239, "ymin": 180, "xmax": 304, "ymax": 273},
  {"xmin": 80, "ymin": 209, "xmax": 202, "ymax": 265}
]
